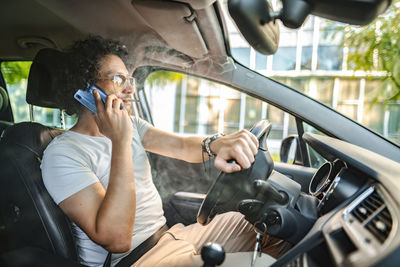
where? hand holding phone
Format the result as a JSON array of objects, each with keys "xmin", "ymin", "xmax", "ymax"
[
  {"xmin": 74, "ymin": 84, "xmax": 108, "ymax": 114},
  {"xmin": 93, "ymin": 86, "xmax": 133, "ymax": 144}
]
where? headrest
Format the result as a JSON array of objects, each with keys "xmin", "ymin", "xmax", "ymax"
[
  {"xmin": 26, "ymin": 49, "xmax": 73, "ymax": 109},
  {"xmin": 0, "ymin": 86, "xmax": 9, "ymax": 113}
]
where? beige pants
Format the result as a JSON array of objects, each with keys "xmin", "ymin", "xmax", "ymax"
[{"xmin": 132, "ymin": 212, "xmax": 291, "ymax": 267}]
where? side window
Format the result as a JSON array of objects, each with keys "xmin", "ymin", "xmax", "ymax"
[
  {"xmin": 303, "ymin": 123, "xmax": 327, "ymax": 168},
  {"xmin": 144, "ymin": 70, "xmax": 298, "ymax": 163},
  {"xmin": 1, "ymin": 61, "xmax": 76, "ymax": 127}
]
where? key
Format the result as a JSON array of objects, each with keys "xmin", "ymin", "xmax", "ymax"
[
  {"xmin": 251, "ymin": 222, "xmax": 267, "ymax": 267},
  {"xmin": 251, "ymin": 232, "xmax": 262, "ymax": 266}
]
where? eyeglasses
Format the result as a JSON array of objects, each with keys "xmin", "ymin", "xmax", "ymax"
[{"xmin": 98, "ymin": 74, "xmax": 135, "ymax": 89}]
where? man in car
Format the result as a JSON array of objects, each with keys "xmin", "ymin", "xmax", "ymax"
[{"xmin": 41, "ymin": 36, "xmax": 289, "ymax": 267}]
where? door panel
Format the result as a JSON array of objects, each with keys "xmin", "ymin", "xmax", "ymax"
[{"xmin": 149, "ymin": 153, "xmax": 219, "ymax": 226}]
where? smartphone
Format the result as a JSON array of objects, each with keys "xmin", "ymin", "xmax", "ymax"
[{"xmin": 74, "ymin": 84, "xmax": 108, "ymax": 114}]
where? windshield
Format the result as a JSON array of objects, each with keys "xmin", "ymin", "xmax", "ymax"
[{"xmin": 222, "ymin": 0, "xmax": 400, "ymax": 146}]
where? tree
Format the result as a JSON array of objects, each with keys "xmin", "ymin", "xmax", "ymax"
[
  {"xmin": 1, "ymin": 61, "xmax": 31, "ymax": 85},
  {"xmin": 1, "ymin": 62, "xmax": 32, "ymax": 121},
  {"xmin": 146, "ymin": 70, "xmax": 184, "ymax": 87},
  {"xmin": 337, "ymin": 0, "xmax": 400, "ymax": 103}
]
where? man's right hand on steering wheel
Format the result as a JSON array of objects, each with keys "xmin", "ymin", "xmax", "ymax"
[
  {"xmin": 210, "ymin": 129, "xmax": 259, "ymax": 173},
  {"xmin": 197, "ymin": 120, "xmax": 274, "ymax": 225}
]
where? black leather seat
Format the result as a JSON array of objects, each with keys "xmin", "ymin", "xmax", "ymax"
[
  {"xmin": 0, "ymin": 49, "xmax": 83, "ymax": 266},
  {"xmin": 0, "ymin": 86, "xmax": 13, "ymax": 136}
]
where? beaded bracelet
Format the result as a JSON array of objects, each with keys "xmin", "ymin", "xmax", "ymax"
[{"xmin": 201, "ymin": 132, "xmax": 225, "ymax": 158}]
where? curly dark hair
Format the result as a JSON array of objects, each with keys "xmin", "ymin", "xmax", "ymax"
[{"xmin": 58, "ymin": 36, "xmax": 129, "ymax": 115}]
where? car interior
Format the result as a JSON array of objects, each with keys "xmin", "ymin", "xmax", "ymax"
[{"xmin": 1, "ymin": 0, "xmax": 400, "ymax": 266}]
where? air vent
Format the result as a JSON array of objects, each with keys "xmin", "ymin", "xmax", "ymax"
[{"xmin": 351, "ymin": 190, "xmax": 392, "ymax": 243}]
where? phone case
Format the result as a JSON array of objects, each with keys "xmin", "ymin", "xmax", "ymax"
[{"xmin": 74, "ymin": 84, "xmax": 108, "ymax": 114}]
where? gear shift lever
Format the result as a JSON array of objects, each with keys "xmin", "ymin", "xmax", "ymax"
[{"xmin": 201, "ymin": 242, "xmax": 225, "ymax": 267}]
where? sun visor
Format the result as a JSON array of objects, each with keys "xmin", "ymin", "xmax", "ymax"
[{"xmin": 133, "ymin": 0, "xmax": 208, "ymax": 59}]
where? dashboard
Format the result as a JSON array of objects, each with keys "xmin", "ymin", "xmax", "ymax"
[
  {"xmin": 309, "ymin": 159, "xmax": 366, "ymax": 215},
  {"xmin": 273, "ymin": 133, "xmax": 400, "ymax": 267}
]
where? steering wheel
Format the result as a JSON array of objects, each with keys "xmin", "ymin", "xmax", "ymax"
[{"xmin": 197, "ymin": 120, "xmax": 274, "ymax": 225}]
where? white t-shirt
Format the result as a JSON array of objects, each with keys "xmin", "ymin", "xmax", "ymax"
[{"xmin": 41, "ymin": 116, "xmax": 166, "ymax": 267}]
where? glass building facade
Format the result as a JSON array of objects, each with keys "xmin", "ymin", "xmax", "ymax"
[{"xmin": 228, "ymin": 15, "xmax": 400, "ymax": 144}]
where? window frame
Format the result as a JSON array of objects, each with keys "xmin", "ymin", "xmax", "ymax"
[
  {"xmin": 0, "ymin": 61, "xmax": 16, "ymax": 122},
  {"xmin": 137, "ymin": 66, "xmax": 325, "ymax": 167}
]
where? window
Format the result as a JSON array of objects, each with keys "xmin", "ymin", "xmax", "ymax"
[
  {"xmin": 317, "ymin": 46, "xmax": 342, "ymax": 70},
  {"xmin": 205, "ymin": 95, "xmax": 220, "ymax": 134},
  {"xmin": 314, "ymin": 78, "xmax": 334, "ymax": 106},
  {"xmin": 266, "ymin": 105, "xmax": 284, "ymax": 140},
  {"xmin": 226, "ymin": 7, "xmax": 400, "ymax": 146},
  {"xmin": 231, "ymin": 47, "xmax": 250, "ymax": 67},
  {"xmin": 303, "ymin": 123, "xmax": 327, "ymax": 168},
  {"xmin": 183, "ymin": 77, "xmax": 200, "ymax": 133},
  {"xmin": 287, "ymin": 78, "xmax": 309, "ymax": 94},
  {"xmin": 1, "ymin": 61, "xmax": 76, "ymax": 128},
  {"xmin": 363, "ymin": 79, "xmax": 385, "ymax": 135},
  {"xmin": 1, "ymin": 61, "xmax": 31, "ymax": 122},
  {"xmin": 255, "ymin": 52, "xmax": 267, "ymax": 70},
  {"xmin": 336, "ymin": 79, "xmax": 360, "ymax": 120},
  {"xmin": 272, "ymin": 47, "xmax": 296, "ymax": 71},
  {"xmin": 144, "ymin": 70, "xmax": 298, "ymax": 162},
  {"xmin": 244, "ymin": 97, "xmax": 263, "ymax": 129},
  {"xmin": 338, "ymin": 79, "xmax": 359, "ymax": 100},
  {"xmin": 363, "ymin": 103, "xmax": 384, "ymax": 134},
  {"xmin": 388, "ymin": 104, "xmax": 400, "ymax": 142},
  {"xmin": 301, "ymin": 46, "xmax": 312, "ymax": 70},
  {"xmin": 223, "ymin": 90, "xmax": 241, "ymax": 133}
]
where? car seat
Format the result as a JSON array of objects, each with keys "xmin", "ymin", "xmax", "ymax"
[
  {"xmin": 0, "ymin": 49, "xmax": 84, "ymax": 266},
  {"xmin": 0, "ymin": 86, "xmax": 13, "ymax": 135}
]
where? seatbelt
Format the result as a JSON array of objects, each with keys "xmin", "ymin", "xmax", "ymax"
[
  {"xmin": 103, "ymin": 224, "xmax": 169, "ymax": 267},
  {"xmin": 103, "ymin": 252, "xmax": 112, "ymax": 267}
]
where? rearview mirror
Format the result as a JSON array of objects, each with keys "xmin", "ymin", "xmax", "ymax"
[
  {"xmin": 228, "ymin": 0, "xmax": 390, "ymax": 55},
  {"xmin": 228, "ymin": 0, "xmax": 280, "ymax": 55},
  {"xmin": 308, "ymin": 0, "xmax": 390, "ymax": 26}
]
